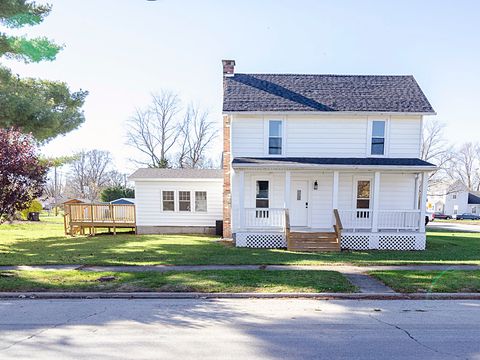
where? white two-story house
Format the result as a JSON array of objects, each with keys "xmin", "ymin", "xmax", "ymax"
[{"xmin": 221, "ymin": 60, "xmax": 436, "ymax": 251}]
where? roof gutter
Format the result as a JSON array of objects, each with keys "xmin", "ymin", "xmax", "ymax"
[
  {"xmin": 223, "ymin": 110, "xmax": 437, "ymax": 116},
  {"xmin": 231, "ymin": 163, "xmax": 437, "ymax": 172}
]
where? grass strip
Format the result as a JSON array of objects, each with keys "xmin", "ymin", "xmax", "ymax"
[
  {"xmin": 369, "ymin": 270, "xmax": 480, "ymax": 293},
  {"xmin": 0, "ymin": 270, "xmax": 356, "ymax": 293}
]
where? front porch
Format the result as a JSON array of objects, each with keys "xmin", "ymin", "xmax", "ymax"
[{"xmin": 232, "ymin": 166, "xmax": 430, "ymax": 251}]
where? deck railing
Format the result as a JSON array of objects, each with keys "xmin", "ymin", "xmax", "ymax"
[
  {"xmin": 243, "ymin": 208, "xmax": 286, "ymax": 230},
  {"xmin": 67, "ymin": 204, "xmax": 136, "ymax": 224},
  {"xmin": 338, "ymin": 209, "xmax": 421, "ymax": 231}
]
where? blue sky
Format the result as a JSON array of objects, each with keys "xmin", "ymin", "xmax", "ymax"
[{"xmin": 5, "ymin": 0, "xmax": 480, "ymax": 172}]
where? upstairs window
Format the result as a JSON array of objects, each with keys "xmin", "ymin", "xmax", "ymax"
[
  {"xmin": 268, "ymin": 120, "xmax": 282, "ymax": 155},
  {"xmin": 195, "ymin": 191, "xmax": 207, "ymax": 212},
  {"xmin": 162, "ymin": 191, "xmax": 175, "ymax": 211},
  {"xmin": 179, "ymin": 191, "xmax": 191, "ymax": 212},
  {"xmin": 371, "ymin": 120, "xmax": 386, "ymax": 155}
]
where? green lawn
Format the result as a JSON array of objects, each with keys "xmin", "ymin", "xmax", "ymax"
[
  {"xmin": 0, "ymin": 270, "xmax": 355, "ymax": 293},
  {"xmin": 0, "ymin": 216, "xmax": 479, "ymax": 266},
  {"xmin": 369, "ymin": 270, "xmax": 480, "ymax": 293}
]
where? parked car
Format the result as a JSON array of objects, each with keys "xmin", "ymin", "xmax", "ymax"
[
  {"xmin": 433, "ymin": 212, "xmax": 452, "ymax": 220},
  {"xmin": 456, "ymin": 213, "xmax": 480, "ymax": 220},
  {"xmin": 425, "ymin": 211, "xmax": 434, "ymax": 225}
]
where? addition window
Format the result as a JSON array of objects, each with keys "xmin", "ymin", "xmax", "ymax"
[
  {"xmin": 195, "ymin": 191, "xmax": 207, "ymax": 212},
  {"xmin": 370, "ymin": 120, "xmax": 386, "ymax": 155},
  {"xmin": 179, "ymin": 191, "xmax": 191, "ymax": 212},
  {"xmin": 162, "ymin": 191, "xmax": 175, "ymax": 211},
  {"xmin": 268, "ymin": 120, "xmax": 283, "ymax": 155},
  {"xmin": 356, "ymin": 180, "xmax": 371, "ymax": 209}
]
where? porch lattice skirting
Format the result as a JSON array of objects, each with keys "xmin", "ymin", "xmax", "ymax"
[
  {"xmin": 340, "ymin": 232, "xmax": 426, "ymax": 251},
  {"xmin": 234, "ymin": 232, "xmax": 426, "ymax": 250},
  {"xmin": 235, "ymin": 232, "xmax": 287, "ymax": 248}
]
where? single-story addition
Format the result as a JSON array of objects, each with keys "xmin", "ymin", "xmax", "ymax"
[{"xmin": 128, "ymin": 168, "xmax": 223, "ymax": 235}]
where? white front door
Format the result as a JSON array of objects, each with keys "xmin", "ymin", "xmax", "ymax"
[{"xmin": 290, "ymin": 180, "xmax": 309, "ymax": 227}]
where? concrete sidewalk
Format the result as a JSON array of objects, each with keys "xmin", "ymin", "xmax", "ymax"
[{"xmin": 1, "ymin": 264, "xmax": 478, "ymax": 273}]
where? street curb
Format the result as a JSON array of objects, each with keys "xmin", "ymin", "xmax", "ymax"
[{"xmin": 1, "ymin": 292, "xmax": 480, "ymax": 300}]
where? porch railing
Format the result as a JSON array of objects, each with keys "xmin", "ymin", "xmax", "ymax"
[
  {"xmin": 338, "ymin": 209, "xmax": 421, "ymax": 231},
  {"xmin": 243, "ymin": 208, "xmax": 286, "ymax": 230}
]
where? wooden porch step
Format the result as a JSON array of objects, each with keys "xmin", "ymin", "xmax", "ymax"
[{"xmin": 287, "ymin": 231, "xmax": 341, "ymax": 252}]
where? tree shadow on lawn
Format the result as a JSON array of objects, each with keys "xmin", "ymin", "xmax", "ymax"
[{"xmin": 1, "ymin": 231, "xmax": 480, "ymax": 266}]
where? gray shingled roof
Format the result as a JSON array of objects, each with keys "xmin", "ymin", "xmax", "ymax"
[
  {"xmin": 232, "ymin": 157, "xmax": 436, "ymax": 168},
  {"xmin": 129, "ymin": 168, "xmax": 223, "ymax": 180},
  {"xmin": 468, "ymin": 192, "xmax": 480, "ymax": 205},
  {"xmin": 223, "ymin": 74, "xmax": 434, "ymax": 113}
]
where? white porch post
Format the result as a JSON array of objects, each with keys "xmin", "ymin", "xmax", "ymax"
[
  {"xmin": 332, "ymin": 171, "xmax": 339, "ymax": 224},
  {"xmin": 284, "ymin": 171, "xmax": 291, "ymax": 209},
  {"xmin": 372, "ymin": 171, "xmax": 381, "ymax": 232},
  {"xmin": 332, "ymin": 171, "xmax": 339, "ymax": 209},
  {"xmin": 420, "ymin": 172, "xmax": 428, "ymax": 232},
  {"xmin": 413, "ymin": 173, "xmax": 420, "ymax": 209},
  {"xmin": 239, "ymin": 170, "xmax": 245, "ymax": 230}
]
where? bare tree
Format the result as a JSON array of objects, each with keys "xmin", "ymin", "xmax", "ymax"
[
  {"xmin": 126, "ymin": 91, "xmax": 181, "ymax": 168},
  {"xmin": 176, "ymin": 105, "xmax": 218, "ymax": 169},
  {"xmin": 67, "ymin": 150, "xmax": 114, "ymax": 201},
  {"xmin": 447, "ymin": 142, "xmax": 480, "ymax": 191},
  {"xmin": 421, "ymin": 120, "xmax": 454, "ymax": 194}
]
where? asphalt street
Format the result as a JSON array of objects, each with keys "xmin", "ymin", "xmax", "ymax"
[
  {"xmin": 428, "ymin": 221, "xmax": 480, "ymax": 232},
  {"xmin": 0, "ymin": 298, "xmax": 479, "ymax": 359}
]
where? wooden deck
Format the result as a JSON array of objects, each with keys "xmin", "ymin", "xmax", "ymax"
[{"xmin": 64, "ymin": 203, "xmax": 136, "ymax": 236}]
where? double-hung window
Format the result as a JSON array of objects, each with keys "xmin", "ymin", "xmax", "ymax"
[
  {"xmin": 179, "ymin": 191, "xmax": 191, "ymax": 212},
  {"xmin": 370, "ymin": 120, "xmax": 386, "ymax": 156},
  {"xmin": 356, "ymin": 180, "xmax": 371, "ymax": 219},
  {"xmin": 268, "ymin": 120, "xmax": 283, "ymax": 155},
  {"xmin": 255, "ymin": 180, "xmax": 269, "ymax": 218},
  {"xmin": 162, "ymin": 191, "xmax": 175, "ymax": 211},
  {"xmin": 195, "ymin": 191, "xmax": 207, "ymax": 212}
]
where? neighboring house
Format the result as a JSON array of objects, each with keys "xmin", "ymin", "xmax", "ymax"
[
  {"xmin": 110, "ymin": 198, "xmax": 135, "ymax": 205},
  {"xmin": 444, "ymin": 182, "xmax": 480, "ymax": 217},
  {"xmin": 221, "ymin": 60, "xmax": 437, "ymax": 250},
  {"xmin": 426, "ymin": 182, "xmax": 449, "ymax": 214},
  {"xmin": 129, "ymin": 168, "xmax": 223, "ymax": 234}
]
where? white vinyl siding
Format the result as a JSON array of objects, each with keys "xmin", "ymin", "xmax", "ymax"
[
  {"xmin": 135, "ymin": 180, "xmax": 223, "ymax": 227},
  {"xmin": 230, "ymin": 114, "xmax": 422, "ymax": 158},
  {"xmin": 389, "ymin": 116, "xmax": 422, "ymax": 157},
  {"xmin": 286, "ymin": 116, "xmax": 368, "ymax": 157},
  {"xmin": 231, "ymin": 117, "xmax": 264, "ymax": 157},
  {"xmin": 378, "ymin": 173, "xmax": 416, "ymax": 210}
]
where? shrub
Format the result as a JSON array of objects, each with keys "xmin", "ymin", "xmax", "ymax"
[{"xmin": 20, "ymin": 200, "xmax": 43, "ymax": 220}]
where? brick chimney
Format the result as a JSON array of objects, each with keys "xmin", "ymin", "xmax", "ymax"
[{"xmin": 222, "ymin": 59, "xmax": 235, "ymax": 76}]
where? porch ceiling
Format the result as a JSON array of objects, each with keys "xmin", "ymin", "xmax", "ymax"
[{"xmin": 232, "ymin": 157, "xmax": 436, "ymax": 172}]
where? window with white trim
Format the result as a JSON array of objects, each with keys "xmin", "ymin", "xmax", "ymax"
[
  {"xmin": 268, "ymin": 120, "xmax": 282, "ymax": 155},
  {"xmin": 162, "ymin": 191, "xmax": 175, "ymax": 211},
  {"xmin": 195, "ymin": 191, "xmax": 207, "ymax": 212},
  {"xmin": 370, "ymin": 120, "xmax": 386, "ymax": 155},
  {"xmin": 356, "ymin": 180, "xmax": 371, "ymax": 209},
  {"xmin": 256, "ymin": 181, "xmax": 269, "ymax": 208},
  {"xmin": 179, "ymin": 191, "xmax": 191, "ymax": 212}
]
